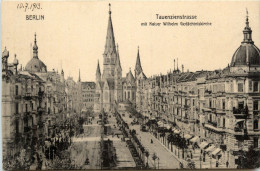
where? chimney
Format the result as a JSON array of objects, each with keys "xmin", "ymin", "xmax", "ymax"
[{"xmin": 182, "ymin": 64, "xmax": 184, "ymax": 73}]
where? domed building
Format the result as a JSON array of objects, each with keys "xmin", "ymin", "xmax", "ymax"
[
  {"xmin": 25, "ymin": 33, "xmax": 47, "ymax": 73},
  {"xmin": 230, "ymin": 13, "xmax": 260, "ymax": 70}
]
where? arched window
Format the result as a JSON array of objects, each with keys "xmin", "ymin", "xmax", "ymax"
[{"xmin": 254, "ymin": 120, "xmax": 258, "ymax": 130}]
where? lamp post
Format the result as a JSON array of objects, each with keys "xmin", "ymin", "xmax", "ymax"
[{"xmin": 157, "ymin": 157, "xmax": 160, "ymax": 169}]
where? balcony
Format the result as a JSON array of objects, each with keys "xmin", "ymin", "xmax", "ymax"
[
  {"xmin": 233, "ymin": 107, "xmax": 248, "ymax": 119},
  {"xmin": 23, "ymin": 92, "xmax": 32, "ymax": 100},
  {"xmin": 233, "ymin": 127, "xmax": 248, "ymax": 136},
  {"xmin": 204, "ymin": 90, "xmax": 212, "ymax": 95},
  {"xmin": 184, "ymin": 105, "xmax": 190, "ymax": 110},
  {"xmin": 204, "ymin": 123, "xmax": 225, "ymax": 133}
]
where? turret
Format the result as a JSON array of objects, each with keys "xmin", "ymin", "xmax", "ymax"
[
  {"xmin": 13, "ymin": 54, "xmax": 19, "ymax": 75},
  {"xmin": 2, "ymin": 47, "xmax": 9, "ymax": 72}
]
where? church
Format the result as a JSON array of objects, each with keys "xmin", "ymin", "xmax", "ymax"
[{"xmin": 94, "ymin": 4, "xmax": 146, "ymax": 113}]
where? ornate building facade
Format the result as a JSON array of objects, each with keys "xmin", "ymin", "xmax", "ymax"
[
  {"xmin": 135, "ymin": 13, "xmax": 260, "ymax": 168},
  {"xmin": 2, "ymin": 33, "xmax": 67, "ymax": 163}
]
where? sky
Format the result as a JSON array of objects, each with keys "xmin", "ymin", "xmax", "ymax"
[{"xmin": 1, "ymin": 1, "xmax": 260, "ymax": 82}]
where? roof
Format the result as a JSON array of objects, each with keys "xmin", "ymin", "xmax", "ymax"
[
  {"xmin": 115, "ymin": 45, "xmax": 122, "ymax": 70},
  {"xmin": 135, "ymin": 47, "xmax": 143, "ymax": 76},
  {"xmin": 231, "ymin": 15, "xmax": 260, "ymax": 67},
  {"xmin": 25, "ymin": 57, "xmax": 47, "ymax": 73},
  {"xmin": 231, "ymin": 43, "xmax": 260, "ymax": 67},
  {"xmin": 104, "ymin": 7, "xmax": 116, "ymax": 56},
  {"xmin": 126, "ymin": 70, "xmax": 135, "ymax": 83}
]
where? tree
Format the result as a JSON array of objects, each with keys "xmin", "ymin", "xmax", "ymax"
[
  {"xmin": 167, "ymin": 133, "xmax": 174, "ymax": 152},
  {"xmin": 238, "ymin": 145, "xmax": 260, "ymax": 169}
]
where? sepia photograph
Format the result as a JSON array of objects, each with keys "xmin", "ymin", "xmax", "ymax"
[{"xmin": 1, "ymin": 1, "xmax": 260, "ymax": 170}]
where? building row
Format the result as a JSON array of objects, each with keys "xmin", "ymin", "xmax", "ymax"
[
  {"xmin": 1, "ymin": 34, "xmax": 95, "ymax": 162},
  {"xmin": 135, "ymin": 13, "xmax": 260, "ymax": 168}
]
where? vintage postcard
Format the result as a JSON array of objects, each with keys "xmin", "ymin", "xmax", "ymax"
[{"xmin": 1, "ymin": 1, "xmax": 260, "ymax": 170}]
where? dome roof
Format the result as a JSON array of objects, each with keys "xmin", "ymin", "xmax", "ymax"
[
  {"xmin": 25, "ymin": 57, "xmax": 47, "ymax": 72},
  {"xmin": 231, "ymin": 44, "xmax": 260, "ymax": 67},
  {"xmin": 230, "ymin": 13, "xmax": 260, "ymax": 67}
]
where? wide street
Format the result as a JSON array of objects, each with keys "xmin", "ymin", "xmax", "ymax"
[
  {"xmin": 70, "ymin": 115, "xmax": 101, "ymax": 169},
  {"xmin": 121, "ymin": 112, "xmax": 180, "ymax": 169}
]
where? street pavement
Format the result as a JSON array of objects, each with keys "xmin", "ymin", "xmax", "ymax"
[
  {"xmin": 69, "ymin": 115, "xmax": 101, "ymax": 169},
  {"xmin": 120, "ymin": 112, "xmax": 180, "ymax": 169},
  {"xmin": 106, "ymin": 113, "xmax": 136, "ymax": 168}
]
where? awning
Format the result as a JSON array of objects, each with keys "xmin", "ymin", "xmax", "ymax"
[
  {"xmin": 205, "ymin": 145, "xmax": 216, "ymax": 152},
  {"xmin": 190, "ymin": 136, "xmax": 199, "ymax": 143},
  {"xmin": 184, "ymin": 134, "xmax": 193, "ymax": 140},
  {"xmin": 199, "ymin": 142, "xmax": 209, "ymax": 149},
  {"xmin": 212, "ymin": 148, "xmax": 222, "ymax": 156}
]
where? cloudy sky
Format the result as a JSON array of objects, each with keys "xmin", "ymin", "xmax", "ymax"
[{"xmin": 2, "ymin": 1, "xmax": 260, "ymax": 81}]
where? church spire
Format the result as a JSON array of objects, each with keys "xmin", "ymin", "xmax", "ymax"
[
  {"xmin": 96, "ymin": 60, "xmax": 101, "ymax": 81},
  {"xmin": 104, "ymin": 3, "xmax": 116, "ymax": 55},
  {"xmin": 78, "ymin": 69, "xmax": 81, "ymax": 82},
  {"xmin": 242, "ymin": 9, "xmax": 253, "ymax": 44},
  {"xmin": 33, "ymin": 33, "xmax": 38, "ymax": 59},
  {"xmin": 135, "ymin": 46, "xmax": 143, "ymax": 78}
]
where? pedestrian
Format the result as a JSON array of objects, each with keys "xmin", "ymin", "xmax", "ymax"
[
  {"xmin": 226, "ymin": 161, "xmax": 229, "ymax": 168},
  {"xmin": 216, "ymin": 161, "xmax": 219, "ymax": 168}
]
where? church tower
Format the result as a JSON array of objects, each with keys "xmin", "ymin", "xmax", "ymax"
[
  {"xmin": 135, "ymin": 46, "xmax": 143, "ymax": 78},
  {"xmin": 102, "ymin": 3, "xmax": 117, "ymax": 80}
]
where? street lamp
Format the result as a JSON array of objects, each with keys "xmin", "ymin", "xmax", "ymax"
[{"xmin": 157, "ymin": 157, "xmax": 160, "ymax": 169}]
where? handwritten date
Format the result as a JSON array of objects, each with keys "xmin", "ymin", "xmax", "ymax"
[{"xmin": 17, "ymin": 3, "xmax": 42, "ymax": 12}]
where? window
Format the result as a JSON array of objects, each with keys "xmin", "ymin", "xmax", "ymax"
[
  {"xmin": 238, "ymin": 83, "xmax": 244, "ymax": 92},
  {"xmin": 254, "ymin": 120, "xmax": 258, "ymax": 130},
  {"xmin": 16, "ymin": 119, "xmax": 19, "ymax": 134},
  {"xmin": 222, "ymin": 100, "xmax": 225, "ymax": 110},
  {"xmin": 253, "ymin": 82, "xmax": 259, "ymax": 92},
  {"xmin": 254, "ymin": 101, "xmax": 259, "ymax": 111},
  {"xmin": 238, "ymin": 102, "xmax": 244, "ymax": 109},
  {"xmin": 15, "ymin": 85, "xmax": 19, "ymax": 95},
  {"xmin": 15, "ymin": 103, "xmax": 19, "ymax": 113},
  {"xmin": 223, "ymin": 118, "xmax": 225, "ymax": 128},
  {"xmin": 249, "ymin": 81, "xmax": 253, "ymax": 91},
  {"xmin": 254, "ymin": 137, "xmax": 258, "ymax": 148}
]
